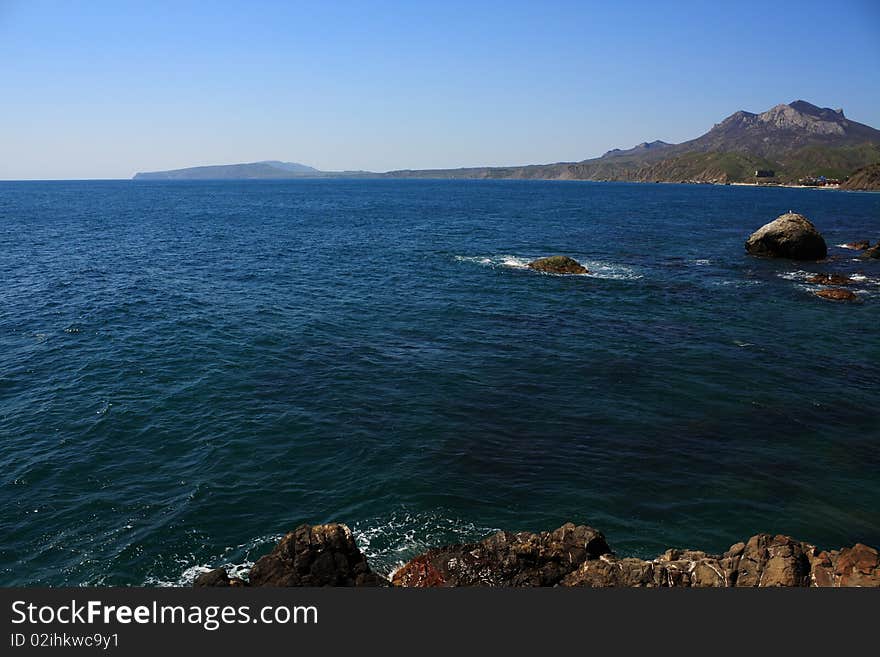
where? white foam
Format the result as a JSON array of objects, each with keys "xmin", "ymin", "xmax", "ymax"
[
  {"xmin": 712, "ymin": 280, "xmax": 763, "ymax": 287},
  {"xmin": 144, "ymin": 533, "xmax": 284, "ymax": 586},
  {"xmin": 778, "ymin": 270, "xmax": 814, "ymax": 282},
  {"xmin": 581, "ymin": 260, "xmax": 643, "ymax": 280},
  {"xmin": 454, "ymin": 254, "xmax": 641, "ymax": 279},
  {"xmin": 352, "ymin": 511, "xmax": 497, "ymax": 576}
]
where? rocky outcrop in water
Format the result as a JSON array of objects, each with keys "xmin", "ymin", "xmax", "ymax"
[
  {"xmin": 806, "ymin": 273, "xmax": 852, "ymax": 285},
  {"xmin": 247, "ymin": 523, "xmax": 388, "ymax": 586},
  {"xmin": 841, "ymin": 240, "xmax": 870, "ymax": 251},
  {"xmin": 527, "ymin": 256, "xmax": 589, "ymax": 274},
  {"xmin": 390, "ymin": 523, "xmax": 610, "ymax": 587},
  {"xmin": 193, "ymin": 567, "xmax": 246, "ymax": 587},
  {"xmin": 560, "ymin": 534, "xmax": 814, "ymax": 587},
  {"xmin": 193, "ymin": 522, "xmax": 879, "ymax": 588},
  {"xmin": 745, "ymin": 212, "xmax": 827, "ymax": 260},
  {"xmin": 814, "ymin": 288, "xmax": 859, "ymax": 302}
]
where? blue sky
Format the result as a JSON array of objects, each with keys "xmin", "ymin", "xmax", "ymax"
[{"xmin": 1, "ymin": 0, "xmax": 878, "ymax": 179}]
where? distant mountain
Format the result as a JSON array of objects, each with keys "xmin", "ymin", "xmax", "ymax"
[
  {"xmin": 133, "ymin": 160, "xmax": 358, "ymax": 180},
  {"xmin": 387, "ymin": 101, "xmax": 880, "ymax": 184}
]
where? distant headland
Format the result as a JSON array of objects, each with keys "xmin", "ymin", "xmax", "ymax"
[{"xmin": 133, "ymin": 101, "xmax": 880, "ymax": 188}]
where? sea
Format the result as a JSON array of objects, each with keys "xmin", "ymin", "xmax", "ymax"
[{"xmin": 1, "ymin": 179, "xmax": 878, "ymax": 585}]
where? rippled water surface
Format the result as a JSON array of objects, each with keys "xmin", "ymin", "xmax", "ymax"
[{"xmin": 1, "ymin": 179, "xmax": 878, "ymax": 585}]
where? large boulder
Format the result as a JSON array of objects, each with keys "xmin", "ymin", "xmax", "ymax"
[
  {"xmin": 733, "ymin": 534, "xmax": 813, "ymax": 586},
  {"xmin": 248, "ymin": 523, "xmax": 389, "ymax": 586},
  {"xmin": 527, "ymin": 256, "xmax": 589, "ymax": 274},
  {"xmin": 391, "ymin": 523, "xmax": 610, "ymax": 587},
  {"xmin": 745, "ymin": 212, "xmax": 827, "ymax": 260}
]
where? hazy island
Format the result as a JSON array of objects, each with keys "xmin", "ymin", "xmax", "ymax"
[{"xmin": 134, "ymin": 101, "xmax": 880, "ymax": 188}]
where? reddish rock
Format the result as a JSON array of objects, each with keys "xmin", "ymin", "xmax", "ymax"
[
  {"xmin": 811, "ymin": 543, "xmax": 880, "ymax": 587},
  {"xmin": 806, "ymin": 273, "xmax": 852, "ymax": 285},
  {"xmin": 734, "ymin": 534, "xmax": 814, "ymax": 587},
  {"xmin": 391, "ymin": 523, "xmax": 610, "ymax": 587},
  {"xmin": 814, "ymin": 288, "xmax": 859, "ymax": 301}
]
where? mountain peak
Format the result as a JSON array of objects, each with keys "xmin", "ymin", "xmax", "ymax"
[
  {"xmin": 788, "ymin": 100, "xmax": 844, "ymax": 118},
  {"xmin": 755, "ymin": 102, "xmax": 846, "ymax": 136}
]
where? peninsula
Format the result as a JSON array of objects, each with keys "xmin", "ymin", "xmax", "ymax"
[{"xmin": 133, "ymin": 101, "xmax": 880, "ymax": 187}]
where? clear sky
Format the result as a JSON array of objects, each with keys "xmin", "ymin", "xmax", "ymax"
[{"xmin": 2, "ymin": 0, "xmax": 879, "ymax": 179}]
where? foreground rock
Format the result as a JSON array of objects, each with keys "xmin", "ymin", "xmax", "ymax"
[
  {"xmin": 561, "ymin": 534, "xmax": 815, "ymax": 587},
  {"xmin": 814, "ymin": 288, "xmax": 859, "ymax": 302},
  {"xmin": 192, "ymin": 522, "xmax": 879, "ymax": 587},
  {"xmin": 391, "ymin": 523, "xmax": 610, "ymax": 586},
  {"xmin": 806, "ymin": 273, "xmax": 852, "ymax": 285},
  {"xmin": 528, "ymin": 256, "xmax": 589, "ymax": 274},
  {"xmin": 196, "ymin": 523, "xmax": 388, "ymax": 587},
  {"xmin": 250, "ymin": 523, "xmax": 388, "ymax": 586},
  {"xmin": 395, "ymin": 530, "xmax": 879, "ymax": 588},
  {"xmin": 745, "ymin": 212, "xmax": 827, "ymax": 260}
]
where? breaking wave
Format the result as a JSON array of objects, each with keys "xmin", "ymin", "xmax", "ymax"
[{"xmin": 454, "ymin": 254, "xmax": 642, "ymax": 279}]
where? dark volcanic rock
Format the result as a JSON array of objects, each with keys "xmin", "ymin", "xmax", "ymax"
[
  {"xmin": 193, "ymin": 568, "xmax": 246, "ymax": 587},
  {"xmin": 527, "ymin": 256, "xmax": 589, "ymax": 275},
  {"xmin": 248, "ymin": 523, "xmax": 388, "ymax": 587},
  {"xmin": 806, "ymin": 273, "xmax": 852, "ymax": 285},
  {"xmin": 391, "ymin": 523, "xmax": 610, "ymax": 587},
  {"xmin": 814, "ymin": 288, "xmax": 859, "ymax": 301},
  {"xmin": 745, "ymin": 212, "xmax": 827, "ymax": 260}
]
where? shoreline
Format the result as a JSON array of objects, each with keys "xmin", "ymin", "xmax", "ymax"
[{"xmin": 194, "ymin": 522, "xmax": 880, "ymax": 588}]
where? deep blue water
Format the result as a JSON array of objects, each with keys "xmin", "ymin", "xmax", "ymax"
[{"xmin": 1, "ymin": 179, "xmax": 878, "ymax": 585}]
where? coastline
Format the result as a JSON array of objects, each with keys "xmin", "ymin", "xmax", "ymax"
[{"xmin": 193, "ymin": 522, "xmax": 880, "ymax": 588}]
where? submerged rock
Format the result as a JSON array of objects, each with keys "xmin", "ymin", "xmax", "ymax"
[
  {"xmin": 745, "ymin": 212, "xmax": 827, "ymax": 260},
  {"xmin": 193, "ymin": 568, "xmax": 247, "ymax": 587},
  {"xmin": 391, "ymin": 523, "xmax": 610, "ymax": 587},
  {"xmin": 806, "ymin": 273, "xmax": 852, "ymax": 285},
  {"xmin": 842, "ymin": 240, "xmax": 870, "ymax": 251},
  {"xmin": 814, "ymin": 288, "xmax": 858, "ymax": 302},
  {"xmin": 862, "ymin": 242, "xmax": 880, "ymax": 259},
  {"xmin": 527, "ymin": 255, "xmax": 589, "ymax": 274},
  {"xmin": 248, "ymin": 523, "xmax": 389, "ymax": 586}
]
